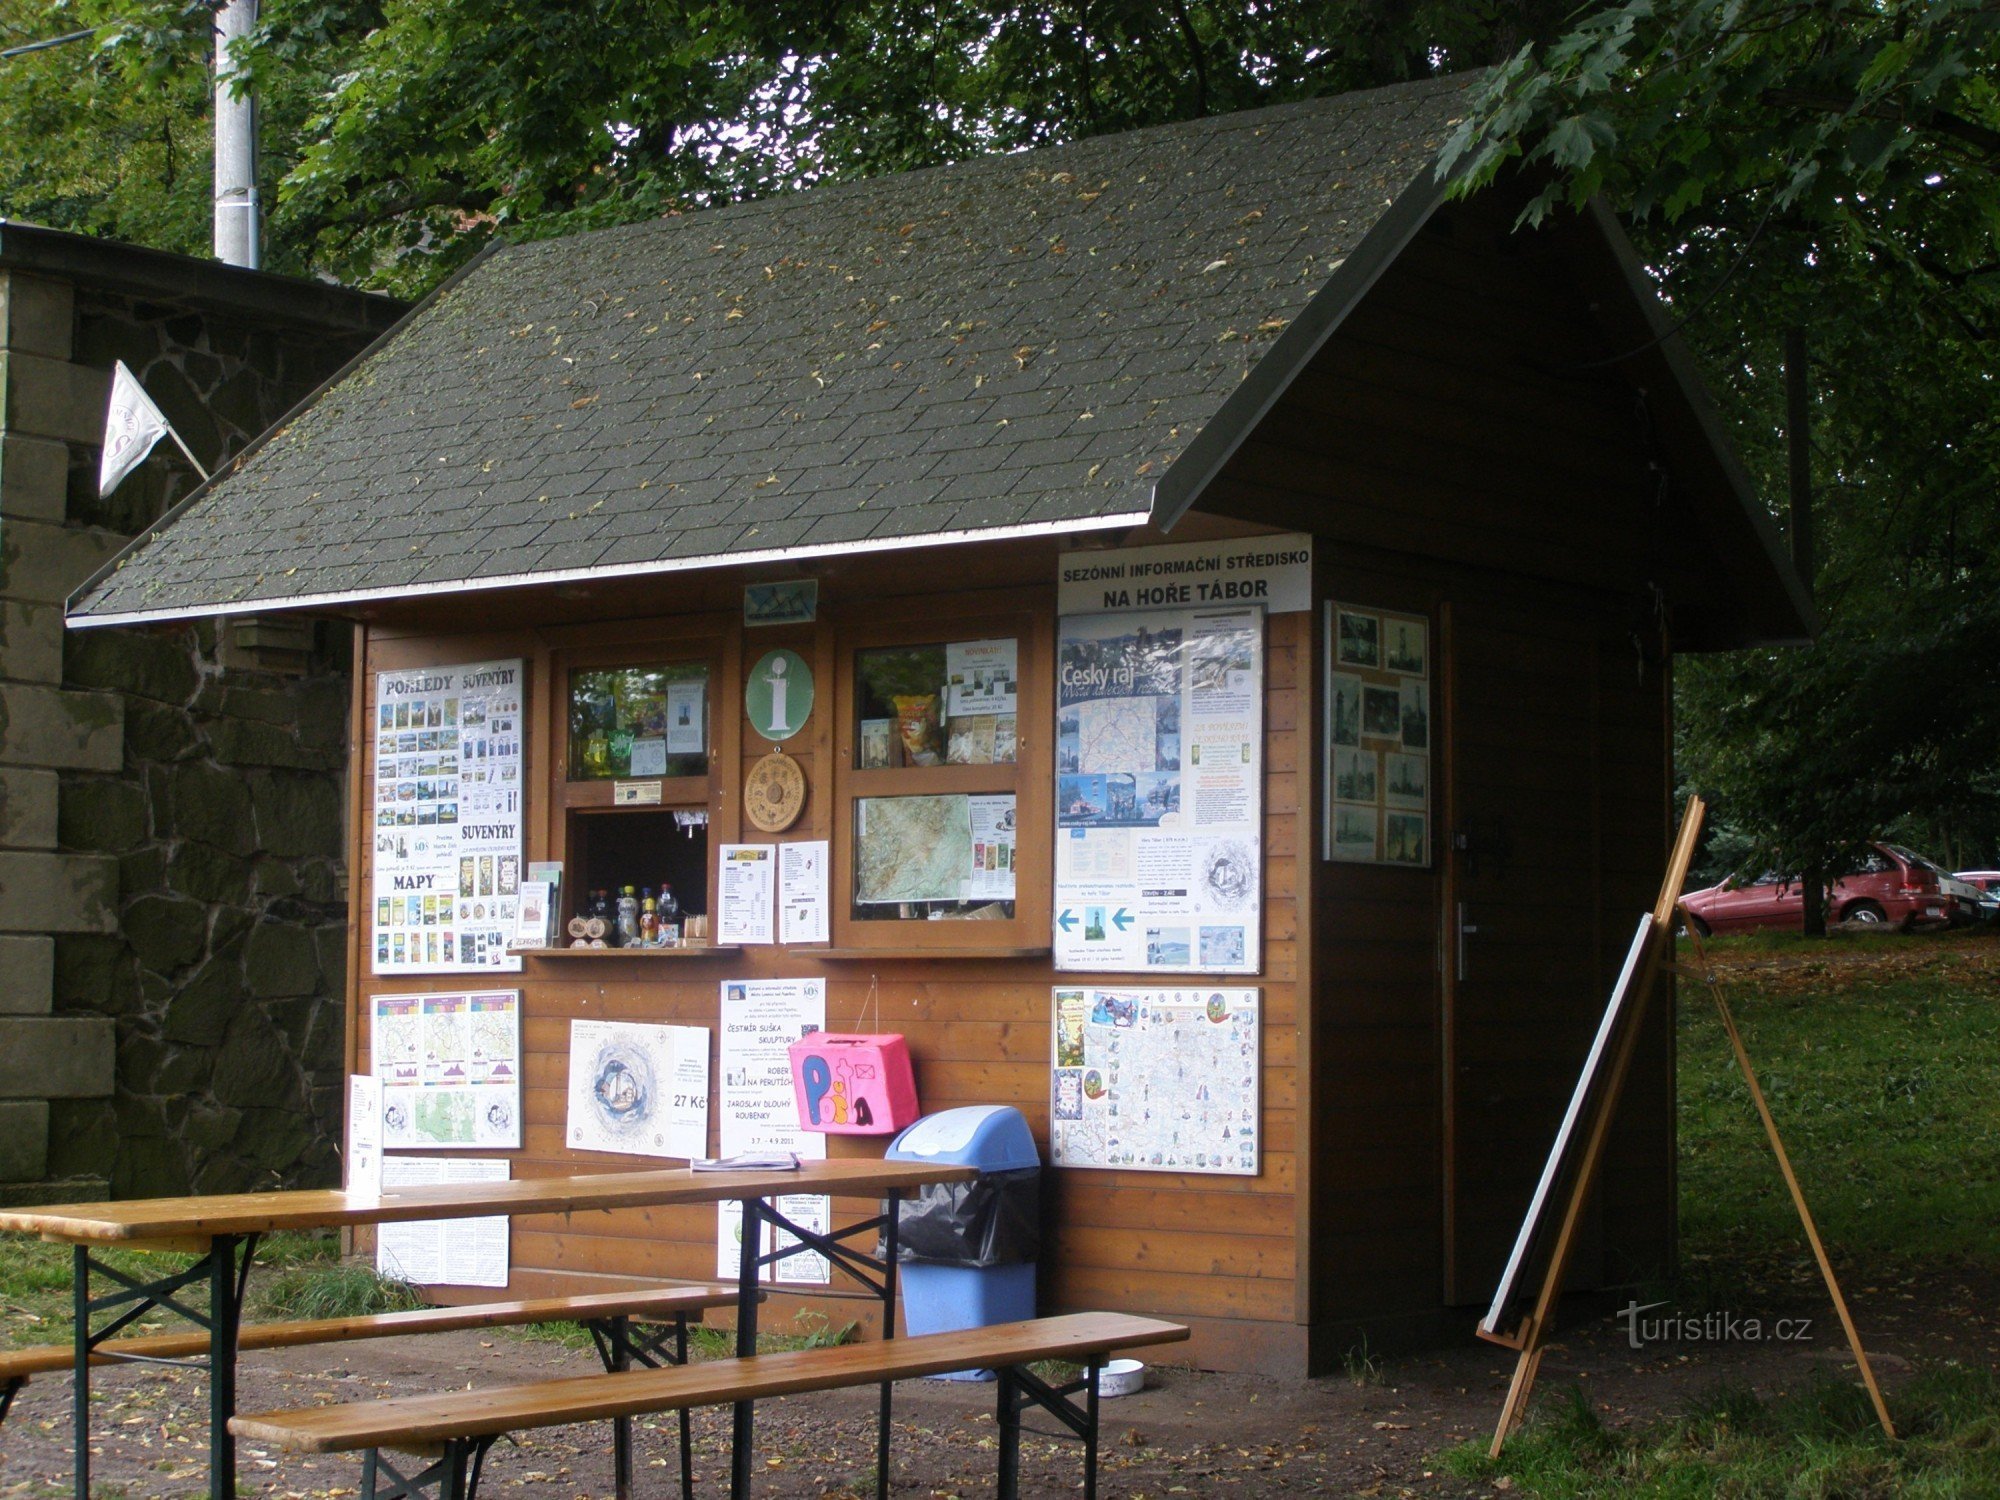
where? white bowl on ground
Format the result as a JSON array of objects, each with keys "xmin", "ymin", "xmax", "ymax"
[{"xmin": 1098, "ymin": 1358, "xmax": 1146, "ymax": 1397}]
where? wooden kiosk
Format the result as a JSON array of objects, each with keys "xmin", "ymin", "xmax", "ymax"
[{"xmin": 67, "ymin": 74, "xmax": 1812, "ymax": 1375}]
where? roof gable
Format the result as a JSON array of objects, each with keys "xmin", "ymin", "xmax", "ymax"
[{"xmin": 69, "ymin": 74, "xmax": 1479, "ymax": 625}]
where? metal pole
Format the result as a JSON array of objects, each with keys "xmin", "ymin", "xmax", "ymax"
[{"xmin": 213, "ymin": 0, "xmax": 260, "ymax": 269}]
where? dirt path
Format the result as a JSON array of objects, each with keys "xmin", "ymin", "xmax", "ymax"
[{"xmin": 5, "ymin": 1258, "xmax": 1992, "ymax": 1499}]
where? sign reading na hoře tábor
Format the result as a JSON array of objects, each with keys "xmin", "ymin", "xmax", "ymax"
[
  {"xmin": 1053, "ymin": 599, "xmax": 1264, "ymax": 976},
  {"xmin": 1057, "ymin": 533, "xmax": 1312, "ymax": 616},
  {"xmin": 744, "ymin": 649, "xmax": 814, "ymax": 741}
]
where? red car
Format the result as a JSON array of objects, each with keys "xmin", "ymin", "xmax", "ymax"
[{"xmin": 1681, "ymin": 843, "xmax": 1956, "ymax": 934}]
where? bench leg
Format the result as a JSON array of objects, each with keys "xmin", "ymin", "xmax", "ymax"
[
  {"xmin": 994, "ymin": 1358, "xmax": 1107, "ymax": 1500},
  {"xmin": 586, "ymin": 1311, "xmax": 697, "ymax": 1500},
  {"xmin": 361, "ymin": 1436, "xmax": 492, "ymax": 1500},
  {"xmin": 0, "ymin": 1374, "xmax": 19, "ymax": 1425}
]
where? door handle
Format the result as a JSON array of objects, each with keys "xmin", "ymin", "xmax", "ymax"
[{"xmin": 1457, "ymin": 902, "xmax": 1479, "ymax": 978}]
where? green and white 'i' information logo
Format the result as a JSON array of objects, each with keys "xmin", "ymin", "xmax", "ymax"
[{"xmin": 745, "ymin": 649, "xmax": 813, "ymax": 740}]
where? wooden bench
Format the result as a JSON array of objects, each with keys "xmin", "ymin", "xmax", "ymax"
[
  {"xmin": 2, "ymin": 1284, "xmax": 742, "ymax": 1500},
  {"xmin": 232, "ymin": 1311, "xmax": 1187, "ymax": 1500}
]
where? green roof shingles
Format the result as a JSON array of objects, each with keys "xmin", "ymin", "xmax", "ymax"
[{"xmin": 72, "ymin": 73, "xmax": 1474, "ymax": 622}]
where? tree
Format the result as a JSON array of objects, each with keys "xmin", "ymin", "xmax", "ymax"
[{"xmin": 1441, "ymin": 0, "xmax": 2000, "ymax": 909}]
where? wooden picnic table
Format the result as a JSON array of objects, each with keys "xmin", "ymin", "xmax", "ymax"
[{"xmin": 0, "ymin": 1157, "xmax": 976, "ymax": 1500}]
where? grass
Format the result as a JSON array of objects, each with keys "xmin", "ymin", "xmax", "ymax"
[
  {"xmin": 1441, "ymin": 930, "xmax": 2000, "ymax": 1496},
  {"xmin": 1442, "ymin": 1365, "xmax": 2000, "ymax": 1498},
  {"xmin": 0, "ymin": 1230, "xmax": 418, "ymax": 1348}
]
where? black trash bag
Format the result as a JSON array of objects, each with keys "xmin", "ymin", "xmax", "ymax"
[{"xmin": 884, "ymin": 1167, "xmax": 1041, "ymax": 1267}]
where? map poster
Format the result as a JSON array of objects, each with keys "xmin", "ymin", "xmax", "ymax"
[
  {"xmin": 1053, "ymin": 605, "xmax": 1263, "ymax": 975},
  {"xmin": 717, "ymin": 979, "xmax": 829, "ymax": 1284},
  {"xmin": 1049, "ymin": 986, "xmax": 1260, "ymax": 1175},
  {"xmin": 567, "ymin": 1020, "xmax": 711, "ymax": 1159},
  {"xmin": 855, "ymin": 794, "xmax": 1018, "ymax": 910},
  {"xmin": 371, "ymin": 658, "xmax": 526, "ymax": 975},
  {"xmin": 375, "ymin": 990, "xmax": 520, "ymax": 1149},
  {"xmin": 376, "ymin": 1156, "xmax": 510, "ymax": 1288}
]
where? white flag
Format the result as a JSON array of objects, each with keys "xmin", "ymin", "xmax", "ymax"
[{"xmin": 98, "ymin": 360, "xmax": 173, "ymax": 498}]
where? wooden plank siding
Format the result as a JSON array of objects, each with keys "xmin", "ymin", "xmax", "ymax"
[
  {"xmin": 349, "ymin": 586, "xmax": 1313, "ymax": 1374},
  {"xmin": 1193, "ymin": 196, "xmax": 1679, "ymax": 1366}
]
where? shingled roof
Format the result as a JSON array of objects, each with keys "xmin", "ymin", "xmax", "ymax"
[{"xmin": 69, "ymin": 73, "xmax": 1480, "ymax": 626}]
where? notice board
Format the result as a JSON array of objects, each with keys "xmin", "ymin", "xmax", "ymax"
[
  {"xmin": 1053, "ymin": 604, "xmax": 1262, "ymax": 974},
  {"xmin": 1050, "ymin": 986, "xmax": 1260, "ymax": 1175}
]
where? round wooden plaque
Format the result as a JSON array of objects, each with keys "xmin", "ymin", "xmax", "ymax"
[{"xmin": 744, "ymin": 749, "xmax": 806, "ymax": 833}]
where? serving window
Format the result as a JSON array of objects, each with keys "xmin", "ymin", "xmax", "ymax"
[
  {"xmin": 548, "ymin": 631, "xmax": 726, "ymax": 936},
  {"xmin": 833, "ymin": 603, "xmax": 1052, "ymax": 950}
]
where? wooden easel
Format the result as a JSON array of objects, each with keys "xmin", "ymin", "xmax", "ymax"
[{"xmin": 1481, "ymin": 795, "xmax": 1894, "ymax": 1452}]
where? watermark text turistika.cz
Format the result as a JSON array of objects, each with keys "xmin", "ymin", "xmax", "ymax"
[{"xmin": 1619, "ymin": 1300, "xmax": 1814, "ymax": 1349}]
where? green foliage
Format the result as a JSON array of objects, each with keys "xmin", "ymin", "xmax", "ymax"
[
  {"xmin": 250, "ymin": 1259, "xmax": 423, "ymax": 1320},
  {"xmin": 1442, "ymin": 1, "xmax": 2000, "ymax": 884}
]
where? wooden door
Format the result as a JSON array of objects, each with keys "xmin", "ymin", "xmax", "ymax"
[{"xmin": 1440, "ymin": 602, "xmax": 1612, "ymax": 1305}]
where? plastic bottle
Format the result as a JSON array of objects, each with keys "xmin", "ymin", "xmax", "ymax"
[
  {"xmin": 657, "ymin": 883, "xmax": 681, "ymax": 946},
  {"xmin": 615, "ymin": 885, "xmax": 640, "ymax": 947},
  {"xmin": 640, "ymin": 890, "xmax": 658, "ymax": 947}
]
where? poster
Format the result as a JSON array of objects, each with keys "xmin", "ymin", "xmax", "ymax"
[
  {"xmin": 374, "ymin": 990, "xmax": 520, "ymax": 1149},
  {"xmin": 346, "ymin": 1074, "xmax": 383, "ymax": 1201},
  {"xmin": 376, "ymin": 1156, "xmax": 510, "ymax": 1287},
  {"xmin": 855, "ymin": 795, "xmax": 1017, "ymax": 908},
  {"xmin": 716, "ymin": 844, "xmax": 776, "ymax": 945},
  {"xmin": 1049, "ymin": 986, "xmax": 1260, "ymax": 1175},
  {"xmin": 1053, "ymin": 605, "xmax": 1262, "ymax": 974},
  {"xmin": 778, "ymin": 841, "xmax": 830, "ymax": 944},
  {"xmin": 717, "ymin": 979, "xmax": 829, "ymax": 1284},
  {"xmin": 945, "ymin": 638, "xmax": 1018, "ymax": 717},
  {"xmin": 1325, "ymin": 604, "xmax": 1430, "ymax": 866},
  {"xmin": 567, "ymin": 1020, "xmax": 710, "ymax": 1158},
  {"xmin": 371, "ymin": 659, "xmax": 525, "ymax": 974},
  {"xmin": 666, "ymin": 681, "xmax": 706, "ymax": 755}
]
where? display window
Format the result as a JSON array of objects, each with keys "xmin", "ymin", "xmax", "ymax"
[
  {"xmin": 546, "ymin": 629, "xmax": 727, "ymax": 944},
  {"xmin": 832, "ymin": 602, "xmax": 1053, "ymax": 951}
]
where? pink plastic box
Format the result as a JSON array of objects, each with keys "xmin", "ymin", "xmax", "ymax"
[{"xmin": 787, "ymin": 1033, "xmax": 919, "ymax": 1135}]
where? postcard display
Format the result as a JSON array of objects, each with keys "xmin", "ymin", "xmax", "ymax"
[
  {"xmin": 372, "ymin": 659, "xmax": 527, "ymax": 973},
  {"xmin": 1324, "ymin": 605, "xmax": 1431, "ymax": 865},
  {"xmin": 1054, "ymin": 605, "xmax": 1263, "ymax": 975},
  {"xmin": 1050, "ymin": 987, "xmax": 1261, "ymax": 1174}
]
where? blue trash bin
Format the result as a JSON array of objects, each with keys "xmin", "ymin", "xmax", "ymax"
[{"xmin": 887, "ymin": 1106, "xmax": 1040, "ymax": 1378}]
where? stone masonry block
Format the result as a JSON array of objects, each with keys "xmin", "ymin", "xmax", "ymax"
[
  {"xmin": 0, "ymin": 682, "xmax": 123, "ymax": 770},
  {"xmin": 0, "ymin": 1016, "xmax": 114, "ymax": 1098},
  {"xmin": 0, "ymin": 1100, "xmax": 49, "ymax": 1179},
  {"xmin": 0, "ymin": 850, "xmax": 117, "ymax": 932},
  {"xmin": 0, "ymin": 518, "xmax": 127, "ymax": 606},
  {"xmin": 0, "ymin": 601, "xmax": 63, "ymax": 686},
  {"xmin": 0, "ymin": 274, "xmax": 75, "ymax": 360},
  {"xmin": 0, "ymin": 434, "xmax": 70, "ymax": 523},
  {"xmin": 0, "ymin": 934, "xmax": 53, "ymax": 1013},
  {"xmin": 0, "ymin": 766, "xmax": 58, "ymax": 848},
  {"xmin": 0, "ymin": 352, "xmax": 105, "ymax": 445}
]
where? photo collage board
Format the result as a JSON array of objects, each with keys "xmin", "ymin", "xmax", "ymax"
[
  {"xmin": 372, "ymin": 659, "xmax": 527, "ymax": 973},
  {"xmin": 1325, "ymin": 604, "xmax": 1431, "ymax": 865},
  {"xmin": 1053, "ymin": 604, "xmax": 1263, "ymax": 975}
]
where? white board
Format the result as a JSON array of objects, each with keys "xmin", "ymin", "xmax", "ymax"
[
  {"xmin": 1050, "ymin": 986, "xmax": 1260, "ymax": 1175},
  {"xmin": 1481, "ymin": 914, "xmax": 1661, "ymax": 1336}
]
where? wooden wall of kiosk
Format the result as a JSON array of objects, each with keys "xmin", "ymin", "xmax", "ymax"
[{"xmin": 341, "ymin": 190, "xmax": 1687, "ymax": 1377}]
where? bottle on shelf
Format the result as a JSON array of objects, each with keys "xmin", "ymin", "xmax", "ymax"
[
  {"xmin": 658, "ymin": 883, "xmax": 681, "ymax": 947},
  {"xmin": 615, "ymin": 885, "xmax": 641, "ymax": 947},
  {"xmin": 640, "ymin": 890, "xmax": 658, "ymax": 947}
]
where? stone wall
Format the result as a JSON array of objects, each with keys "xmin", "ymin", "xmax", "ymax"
[{"xmin": 0, "ymin": 248, "xmax": 399, "ymax": 1202}]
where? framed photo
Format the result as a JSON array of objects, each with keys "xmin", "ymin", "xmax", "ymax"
[
  {"xmin": 1400, "ymin": 680, "xmax": 1430, "ymax": 750},
  {"xmin": 1384, "ymin": 752, "xmax": 1427, "ymax": 809},
  {"xmin": 1336, "ymin": 609, "xmax": 1380, "ymax": 668},
  {"xmin": 1362, "ymin": 685, "xmax": 1402, "ymax": 738},
  {"xmin": 1329, "ymin": 672, "xmax": 1361, "ymax": 748},
  {"xmin": 1385, "ymin": 617, "xmax": 1426, "ymax": 675},
  {"xmin": 743, "ymin": 579, "xmax": 818, "ymax": 626},
  {"xmin": 1383, "ymin": 811, "xmax": 1427, "ymax": 865},
  {"xmin": 1333, "ymin": 747, "xmax": 1378, "ymax": 803}
]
